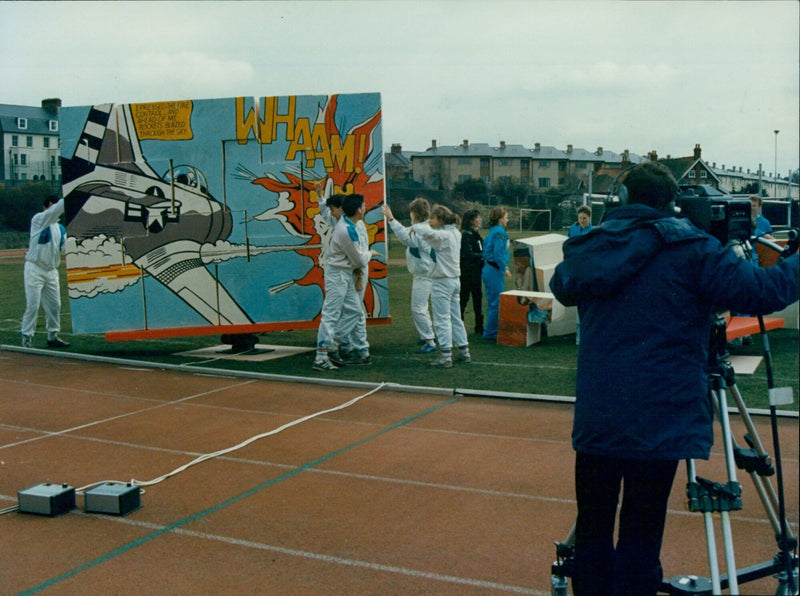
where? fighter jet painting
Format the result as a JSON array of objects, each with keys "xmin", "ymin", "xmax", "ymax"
[{"xmin": 59, "ymin": 94, "xmax": 388, "ymax": 340}]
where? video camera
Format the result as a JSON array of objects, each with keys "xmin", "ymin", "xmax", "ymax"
[{"xmin": 676, "ymin": 186, "xmax": 751, "ymax": 245}]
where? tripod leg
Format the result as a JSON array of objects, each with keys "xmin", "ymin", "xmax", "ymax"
[
  {"xmin": 688, "ymin": 459, "xmax": 723, "ymax": 594},
  {"xmin": 720, "ymin": 510, "xmax": 739, "ymax": 594},
  {"xmin": 730, "ymin": 384, "xmax": 789, "ymax": 525},
  {"xmin": 704, "ymin": 511, "xmax": 722, "ymax": 595},
  {"xmin": 714, "ymin": 385, "xmax": 740, "ymax": 595}
]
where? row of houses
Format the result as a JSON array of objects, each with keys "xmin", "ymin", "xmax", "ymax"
[
  {"xmin": 1, "ymin": 99, "xmax": 796, "ymax": 200},
  {"xmin": 386, "ymin": 140, "xmax": 799, "ymax": 200}
]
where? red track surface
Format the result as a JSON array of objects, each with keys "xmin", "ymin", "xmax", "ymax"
[{"xmin": 0, "ymin": 349, "xmax": 796, "ymax": 595}]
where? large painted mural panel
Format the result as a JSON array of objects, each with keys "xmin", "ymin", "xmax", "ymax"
[{"xmin": 60, "ymin": 94, "xmax": 388, "ymax": 339}]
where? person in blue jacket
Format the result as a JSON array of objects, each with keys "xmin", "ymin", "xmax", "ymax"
[
  {"xmin": 568, "ymin": 205, "xmax": 593, "ymax": 344},
  {"xmin": 749, "ymin": 194, "xmax": 774, "ymax": 264},
  {"xmin": 481, "ymin": 206, "xmax": 511, "ymax": 340},
  {"xmin": 550, "ymin": 162, "xmax": 799, "ymax": 596}
]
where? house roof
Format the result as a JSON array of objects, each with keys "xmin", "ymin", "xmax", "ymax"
[
  {"xmin": 660, "ymin": 156, "xmax": 721, "ymax": 184},
  {"xmin": 0, "ymin": 103, "xmax": 59, "ymax": 136}
]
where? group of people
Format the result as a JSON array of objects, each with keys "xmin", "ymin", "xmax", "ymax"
[
  {"xmin": 311, "ymin": 186, "xmax": 532, "ymax": 371},
  {"xmin": 314, "ymin": 193, "xmax": 601, "ymax": 371},
  {"xmin": 383, "ymin": 200, "xmax": 530, "ymax": 367}
]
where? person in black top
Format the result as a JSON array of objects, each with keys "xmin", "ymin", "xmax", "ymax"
[{"xmin": 459, "ymin": 209, "xmax": 484, "ymax": 334}]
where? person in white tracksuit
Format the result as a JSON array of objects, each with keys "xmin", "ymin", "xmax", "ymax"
[
  {"xmin": 387, "ymin": 203, "xmax": 470, "ymax": 368},
  {"xmin": 21, "ymin": 195, "xmax": 70, "ymax": 348},
  {"xmin": 315, "ymin": 180, "xmax": 369, "ymax": 364},
  {"xmin": 313, "ymin": 193, "xmax": 376, "ymax": 371},
  {"xmin": 382, "ymin": 198, "xmax": 436, "ymax": 353}
]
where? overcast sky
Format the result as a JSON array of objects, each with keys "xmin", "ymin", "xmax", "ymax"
[{"xmin": 2, "ymin": 1, "xmax": 798, "ymax": 177}]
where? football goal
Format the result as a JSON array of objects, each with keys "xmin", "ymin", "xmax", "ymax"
[{"xmin": 518, "ymin": 208, "xmax": 552, "ymax": 232}]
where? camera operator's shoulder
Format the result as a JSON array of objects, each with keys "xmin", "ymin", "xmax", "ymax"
[{"xmin": 653, "ymin": 216, "xmax": 707, "ymax": 244}]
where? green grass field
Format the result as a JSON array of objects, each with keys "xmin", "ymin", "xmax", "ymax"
[{"xmin": 1, "ymin": 232, "xmax": 797, "ymax": 411}]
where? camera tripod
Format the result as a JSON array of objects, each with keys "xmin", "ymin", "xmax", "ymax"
[{"xmin": 550, "ymin": 313, "xmax": 798, "ymax": 595}]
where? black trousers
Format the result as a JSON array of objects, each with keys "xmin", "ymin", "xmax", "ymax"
[
  {"xmin": 459, "ymin": 276, "xmax": 483, "ymax": 333},
  {"xmin": 572, "ymin": 452, "xmax": 679, "ymax": 596}
]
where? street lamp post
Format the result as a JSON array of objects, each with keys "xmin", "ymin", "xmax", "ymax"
[{"xmin": 774, "ymin": 130, "xmax": 779, "ymax": 198}]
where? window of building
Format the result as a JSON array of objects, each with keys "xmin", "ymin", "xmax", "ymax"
[
  {"xmin": 20, "ymin": 154, "xmax": 27, "ymax": 165},
  {"xmin": 44, "ymin": 137, "xmax": 50, "ymax": 148},
  {"xmin": 17, "ymin": 117, "xmax": 27, "ymax": 129},
  {"xmin": 12, "ymin": 135, "xmax": 18, "ymax": 146},
  {"xmin": 576, "ymin": 162, "xmax": 587, "ymax": 169},
  {"xmin": 49, "ymin": 120, "xmax": 59, "ymax": 132},
  {"xmin": 538, "ymin": 160, "xmax": 550, "ymax": 167},
  {"xmin": 26, "ymin": 136, "xmax": 33, "ymax": 147},
  {"xmin": 538, "ymin": 178, "xmax": 551, "ymax": 188},
  {"xmin": 458, "ymin": 174, "xmax": 471, "ymax": 183},
  {"xmin": 458, "ymin": 158, "xmax": 472, "ymax": 165},
  {"xmin": 700, "ymin": 170, "xmax": 707, "ymax": 179},
  {"xmin": 499, "ymin": 159, "xmax": 512, "ymax": 166}
]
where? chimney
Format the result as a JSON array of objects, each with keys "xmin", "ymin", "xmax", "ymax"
[
  {"xmin": 693, "ymin": 143, "xmax": 701, "ymax": 159},
  {"xmin": 391, "ymin": 143, "xmax": 402, "ymax": 154},
  {"xmin": 41, "ymin": 98, "xmax": 61, "ymax": 113},
  {"xmin": 649, "ymin": 150, "xmax": 658, "ymax": 161},
  {"xmin": 721, "ymin": 164, "xmax": 725, "ymax": 170},
  {"xmin": 462, "ymin": 139, "xmax": 469, "ymax": 148},
  {"xmin": 534, "ymin": 142, "xmax": 541, "ymax": 151},
  {"xmin": 596, "ymin": 146, "xmax": 603, "ymax": 155},
  {"xmin": 622, "ymin": 149, "xmax": 630, "ymax": 165},
  {"xmin": 500, "ymin": 140, "xmax": 506, "ymax": 150},
  {"xmin": 566, "ymin": 144, "xmax": 573, "ymax": 153},
  {"xmin": 431, "ymin": 139, "xmax": 437, "ymax": 150}
]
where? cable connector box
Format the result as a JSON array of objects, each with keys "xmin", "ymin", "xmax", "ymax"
[
  {"xmin": 84, "ymin": 482, "xmax": 140, "ymax": 516},
  {"xmin": 18, "ymin": 482, "xmax": 76, "ymax": 516}
]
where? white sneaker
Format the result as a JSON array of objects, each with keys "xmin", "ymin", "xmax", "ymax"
[
  {"xmin": 21, "ymin": 335, "xmax": 32, "ymax": 348},
  {"xmin": 312, "ymin": 359, "xmax": 338, "ymax": 372},
  {"xmin": 431, "ymin": 355, "xmax": 453, "ymax": 368}
]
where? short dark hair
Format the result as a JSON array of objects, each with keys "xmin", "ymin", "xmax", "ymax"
[
  {"xmin": 326, "ymin": 195, "xmax": 344, "ymax": 210},
  {"xmin": 462, "ymin": 209, "xmax": 480, "ymax": 230},
  {"xmin": 577, "ymin": 205, "xmax": 592, "ymax": 217},
  {"xmin": 43, "ymin": 194, "xmax": 59, "ymax": 208},
  {"xmin": 342, "ymin": 193, "xmax": 365, "ymax": 217},
  {"xmin": 623, "ymin": 162, "xmax": 679, "ymax": 210}
]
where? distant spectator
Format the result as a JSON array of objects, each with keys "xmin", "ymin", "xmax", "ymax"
[
  {"xmin": 749, "ymin": 195, "xmax": 774, "ymax": 264},
  {"xmin": 569, "ymin": 205, "xmax": 593, "ymax": 237}
]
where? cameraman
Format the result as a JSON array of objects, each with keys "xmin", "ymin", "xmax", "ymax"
[{"xmin": 550, "ymin": 162, "xmax": 799, "ymax": 596}]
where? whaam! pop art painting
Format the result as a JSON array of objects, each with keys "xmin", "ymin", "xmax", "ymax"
[{"xmin": 59, "ymin": 94, "xmax": 388, "ymax": 340}]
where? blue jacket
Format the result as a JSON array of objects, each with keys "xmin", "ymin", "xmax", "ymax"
[
  {"xmin": 550, "ymin": 205, "xmax": 799, "ymax": 461},
  {"xmin": 482, "ymin": 225, "xmax": 510, "ymax": 271}
]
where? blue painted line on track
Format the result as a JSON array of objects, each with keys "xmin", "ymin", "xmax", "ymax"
[{"xmin": 18, "ymin": 397, "xmax": 459, "ymax": 595}]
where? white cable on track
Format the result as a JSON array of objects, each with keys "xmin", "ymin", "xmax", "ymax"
[{"xmin": 75, "ymin": 382, "xmax": 388, "ymax": 495}]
